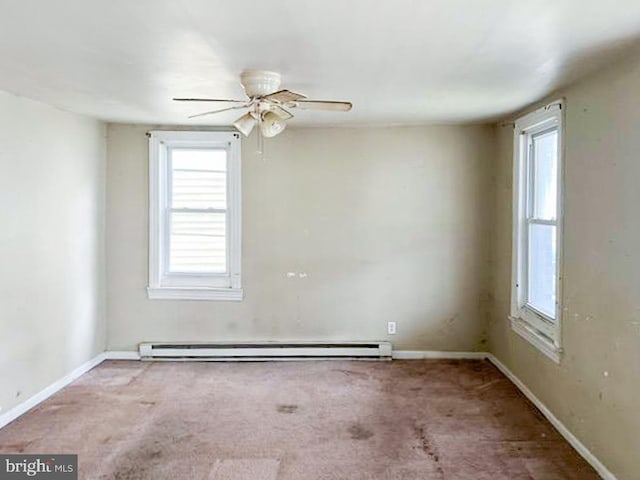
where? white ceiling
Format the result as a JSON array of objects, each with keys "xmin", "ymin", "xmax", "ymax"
[{"xmin": 2, "ymin": 0, "xmax": 640, "ymax": 126}]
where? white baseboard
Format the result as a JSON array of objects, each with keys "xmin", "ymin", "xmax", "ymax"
[
  {"xmin": 108, "ymin": 349, "xmax": 486, "ymax": 361},
  {"xmin": 392, "ymin": 350, "xmax": 489, "ymax": 360},
  {"xmin": 104, "ymin": 351, "xmax": 141, "ymax": 360},
  {"xmin": 0, "ymin": 352, "xmax": 106, "ymax": 430},
  {"xmin": 486, "ymin": 354, "xmax": 616, "ymax": 480}
]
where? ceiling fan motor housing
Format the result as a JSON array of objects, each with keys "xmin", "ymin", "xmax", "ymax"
[{"xmin": 240, "ymin": 70, "xmax": 281, "ymax": 98}]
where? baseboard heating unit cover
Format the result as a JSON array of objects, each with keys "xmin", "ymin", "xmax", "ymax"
[{"xmin": 138, "ymin": 342, "xmax": 392, "ymax": 361}]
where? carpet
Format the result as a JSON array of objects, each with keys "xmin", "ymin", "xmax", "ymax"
[{"xmin": 0, "ymin": 360, "xmax": 600, "ymax": 479}]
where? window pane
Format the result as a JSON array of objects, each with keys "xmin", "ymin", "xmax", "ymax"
[
  {"xmin": 527, "ymin": 223, "xmax": 557, "ymax": 319},
  {"xmin": 171, "ymin": 149, "xmax": 227, "ymax": 210},
  {"xmin": 169, "ymin": 212, "xmax": 226, "ymax": 273},
  {"xmin": 171, "ymin": 148, "xmax": 226, "ymax": 171},
  {"xmin": 531, "ymin": 129, "xmax": 558, "ymax": 220},
  {"xmin": 172, "ymin": 170, "xmax": 226, "ymax": 209}
]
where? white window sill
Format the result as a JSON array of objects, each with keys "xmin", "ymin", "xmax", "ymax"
[
  {"xmin": 147, "ymin": 286, "xmax": 244, "ymax": 301},
  {"xmin": 509, "ymin": 316, "xmax": 562, "ymax": 364}
]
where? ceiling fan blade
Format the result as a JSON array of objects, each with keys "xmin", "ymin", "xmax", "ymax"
[
  {"xmin": 293, "ymin": 100, "xmax": 352, "ymax": 112},
  {"xmin": 173, "ymin": 98, "xmax": 246, "ymax": 103},
  {"xmin": 263, "ymin": 89, "xmax": 307, "ymax": 103},
  {"xmin": 269, "ymin": 105, "xmax": 294, "ymax": 120},
  {"xmin": 188, "ymin": 105, "xmax": 248, "ymax": 119}
]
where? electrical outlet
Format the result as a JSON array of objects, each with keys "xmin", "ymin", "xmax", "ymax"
[{"xmin": 387, "ymin": 321, "xmax": 397, "ymax": 335}]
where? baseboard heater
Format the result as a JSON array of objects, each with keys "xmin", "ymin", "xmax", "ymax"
[{"xmin": 138, "ymin": 342, "xmax": 392, "ymax": 361}]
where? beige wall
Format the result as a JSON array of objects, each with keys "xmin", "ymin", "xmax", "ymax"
[
  {"xmin": 106, "ymin": 125, "xmax": 494, "ymax": 351},
  {"xmin": 489, "ymin": 53, "xmax": 640, "ymax": 479},
  {"xmin": 0, "ymin": 91, "xmax": 106, "ymax": 415}
]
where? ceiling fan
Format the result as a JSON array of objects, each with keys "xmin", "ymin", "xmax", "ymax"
[{"xmin": 173, "ymin": 70, "xmax": 352, "ymax": 138}]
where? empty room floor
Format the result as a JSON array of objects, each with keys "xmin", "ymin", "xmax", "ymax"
[{"xmin": 0, "ymin": 360, "xmax": 599, "ymax": 480}]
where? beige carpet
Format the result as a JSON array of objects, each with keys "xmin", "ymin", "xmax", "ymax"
[{"xmin": 0, "ymin": 360, "xmax": 599, "ymax": 479}]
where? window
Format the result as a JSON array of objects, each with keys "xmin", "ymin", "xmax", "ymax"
[
  {"xmin": 511, "ymin": 102, "xmax": 563, "ymax": 362},
  {"xmin": 147, "ymin": 131, "xmax": 242, "ymax": 301}
]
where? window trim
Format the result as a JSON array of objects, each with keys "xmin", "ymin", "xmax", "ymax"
[
  {"xmin": 510, "ymin": 101, "xmax": 564, "ymax": 363},
  {"xmin": 147, "ymin": 130, "xmax": 243, "ymax": 301}
]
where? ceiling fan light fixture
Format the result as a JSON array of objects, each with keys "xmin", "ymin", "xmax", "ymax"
[
  {"xmin": 174, "ymin": 71, "xmax": 352, "ymax": 143},
  {"xmin": 260, "ymin": 111, "xmax": 286, "ymax": 138},
  {"xmin": 233, "ymin": 112, "xmax": 257, "ymax": 137}
]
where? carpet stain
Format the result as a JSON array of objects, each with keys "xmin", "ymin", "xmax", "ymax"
[
  {"xmin": 413, "ymin": 424, "xmax": 444, "ymax": 477},
  {"xmin": 348, "ymin": 423, "xmax": 374, "ymax": 440},
  {"xmin": 4, "ymin": 440, "xmax": 33, "ymax": 452},
  {"xmin": 148, "ymin": 450, "xmax": 162, "ymax": 459},
  {"xmin": 108, "ymin": 437, "xmax": 168, "ymax": 480},
  {"xmin": 470, "ymin": 362, "xmax": 485, "ymax": 372},
  {"xmin": 276, "ymin": 404, "xmax": 298, "ymax": 414}
]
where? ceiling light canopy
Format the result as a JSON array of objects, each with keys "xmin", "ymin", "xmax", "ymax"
[{"xmin": 240, "ymin": 70, "xmax": 281, "ymax": 98}]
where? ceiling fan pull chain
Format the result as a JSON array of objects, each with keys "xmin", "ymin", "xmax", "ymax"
[{"xmin": 257, "ymin": 113, "xmax": 264, "ymax": 156}]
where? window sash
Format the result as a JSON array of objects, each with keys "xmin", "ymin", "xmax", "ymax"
[
  {"xmin": 523, "ymin": 126, "xmax": 559, "ymax": 322},
  {"xmin": 511, "ymin": 102, "xmax": 563, "ymax": 355},
  {"xmin": 165, "ymin": 146, "xmax": 231, "ymax": 278},
  {"xmin": 524, "ymin": 221, "xmax": 557, "ymax": 321},
  {"xmin": 527, "ymin": 127, "xmax": 558, "ymax": 222},
  {"xmin": 165, "ymin": 208, "xmax": 229, "ymax": 275}
]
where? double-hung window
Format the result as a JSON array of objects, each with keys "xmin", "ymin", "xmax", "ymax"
[
  {"xmin": 511, "ymin": 102, "xmax": 563, "ymax": 362},
  {"xmin": 147, "ymin": 131, "xmax": 242, "ymax": 301}
]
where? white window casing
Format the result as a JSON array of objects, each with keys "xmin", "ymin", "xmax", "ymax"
[
  {"xmin": 147, "ymin": 131, "xmax": 243, "ymax": 301},
  {"xmin": 510, "ymin": 101, "xmax": 564, "ymax": 363}
]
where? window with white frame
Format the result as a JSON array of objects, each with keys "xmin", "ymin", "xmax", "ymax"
[
  {"xmin": 511, "ymin": 102, "xmax": 563, "ymax": 362},
  {"xmin": 147, "ymin": 131, "xmax": 242, "ymax": 301}
]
